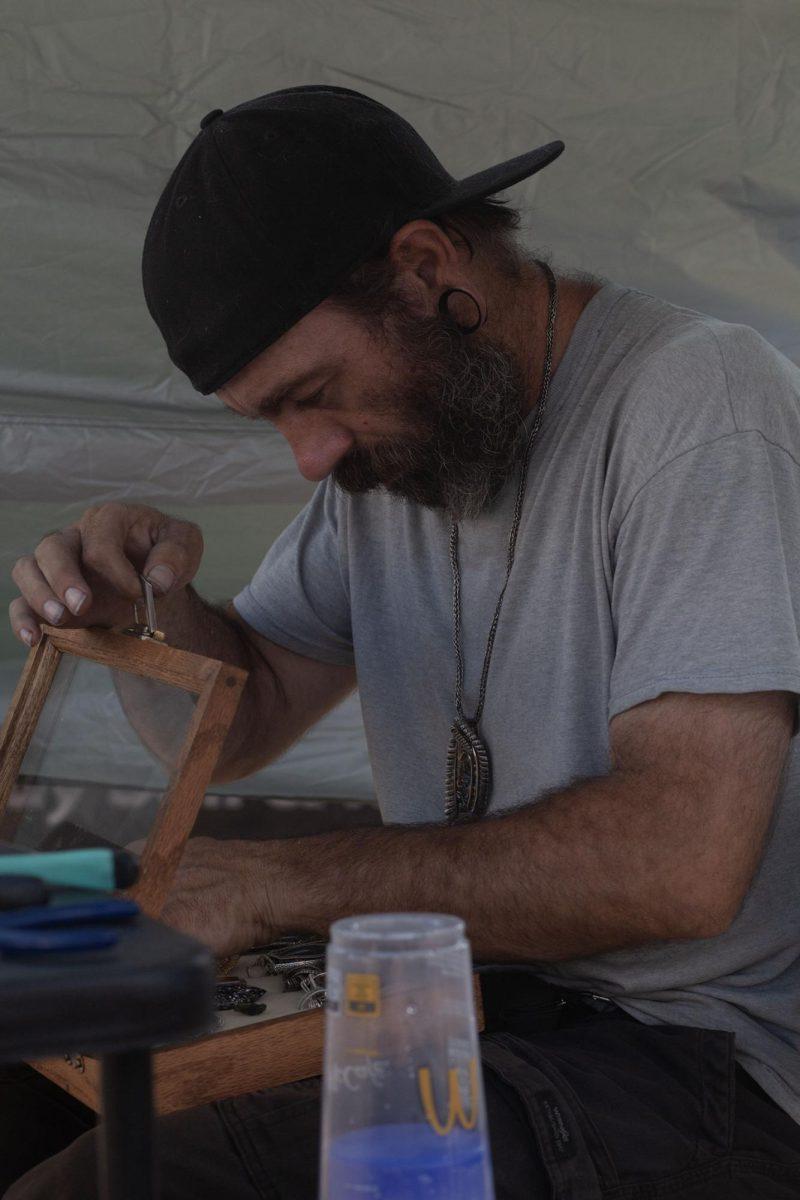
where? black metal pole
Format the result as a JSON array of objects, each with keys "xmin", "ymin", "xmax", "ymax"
[{"xmin": 98, "ymin": 1049, "xmax": 156, "ymax": 1200}]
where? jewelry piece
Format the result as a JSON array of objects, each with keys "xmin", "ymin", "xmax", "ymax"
[
  {"xmin": 299, "ymin": 989, "xmax": 326, "ymax": 1011},
  {"xmin": 271, "ymin": 953, "xmax": 326, "ymax": 975},
  {"xmin": 264, "ymin": 941, "xmax": 326, "ymax": 974},
  {"xmin": 239, "ymin": 936, "xmax": 328, "ymax": 1007},
  {"xmin": 246, "ymin": 934, "xmax": 323, "ymax": 975},
  {"xmin": 438, "ymin": 287, "xmax": 485, "ymax": 334},
  {"xmin": 445, "ymin": 261, "xmax": 558, "ymax": 823},
  {"xmin": 214, "ymin": 982, "xmax": 266, "ymax": 1011},
  {"xmin": 234, "ymin": 1001, "xmax": 267, "ymax": 1017},
  {"xmin": 301, "ymin": 969, "xmax": 326, "ymax": 993},
  {"xmin": 63, "ymin": 1053, "xmax": 86, "ymax": 1074},
  {"xmin": 446, "ymin": 715, "xmax": 491, "ymax": 821},
  {"xmin": 121, "ymin": 574, "xmax": 166, "ymax": 642},
  {"xmin": 283, "ymin": 968, "xmax": 307, "ymax": 992}
]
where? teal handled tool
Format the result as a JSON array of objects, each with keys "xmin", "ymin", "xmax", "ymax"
[{"xmin": 0, "ymin": 849, "xmax": 138, "ymax": 893}]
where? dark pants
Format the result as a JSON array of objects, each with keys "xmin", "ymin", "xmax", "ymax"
[{"xmin": 3, "ymin": 980, "xmax": 800, "ymax": 1199}]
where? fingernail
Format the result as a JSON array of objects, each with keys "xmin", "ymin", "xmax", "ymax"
[
  {"xmin": 65, "ymin": 587, "xmax": 87, "ymax": 615},
  {"xmin": 20, "ymin": 628, "xmax": 35, "ymax": 647},
  {"xmin": 146, "ymin": 565, "xmax": 175, "ymax": 594},
  {"xmin": 43, "ymin": 600, "xmax": 65, "ymax": 624}
]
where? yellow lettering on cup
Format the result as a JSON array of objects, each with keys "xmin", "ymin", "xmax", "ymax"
[{"xmin": 418, "ymin": 1058, "xmax": 479, "ymax": 1136}]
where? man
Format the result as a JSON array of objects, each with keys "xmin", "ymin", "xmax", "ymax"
[{"xmin": 5, "ymin": 85, "xmax": 800, "ymax": 1198}]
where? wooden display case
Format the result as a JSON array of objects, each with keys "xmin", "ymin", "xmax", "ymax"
[
  {"xmin": 0, "ymin": 616, "xmax": 332, "ymax": 1111},
  {"xmin": 0, "ymin": 613, "xmax": 484, "ymax": 1113}
]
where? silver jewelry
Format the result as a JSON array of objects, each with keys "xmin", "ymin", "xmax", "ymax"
[
  {"xmin": 299, "ymin": 989, "xmax": 326, "ymax": 1011},
  {"xmin": 214, "ymin": 981, "xmax": 267, "ymax": 1011},
  {"xmin": 283, "ymin": 968, "xmax": 307, "ymax": 992},
  {"xmin": 266, "ymin": 942, "xmax": 326, "ymax": 975},
  {"xmin": 301, "ymin": 969, "xmax": 326, "ymax": 993},
  {"xmin": 445, "ymin": 261, "xmax": 558, "ymax": 822},
  {"xmin": 246, "ymin": 934, "xmax": 324, "ymax": 976}
]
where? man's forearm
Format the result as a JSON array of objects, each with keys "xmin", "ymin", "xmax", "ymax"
[
  {"xmin": 165, "ymin": 693, "xmax": 786, "ymax": 961},
  {"xmin": 257, "ymin": 769, "xmax": 739, "ymax": 963},
  {"xmin": 114, "ymin": 585, "xmax": 282, "ymax": 778}
]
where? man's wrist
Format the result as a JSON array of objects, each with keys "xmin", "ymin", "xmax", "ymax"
[
  {"xmin": 247, "ymin": 831, "xmax": 358, "ymax": 943},
  {"xmin": 244, "ymin": 837, "xmax": 308, "ymax": 944}
]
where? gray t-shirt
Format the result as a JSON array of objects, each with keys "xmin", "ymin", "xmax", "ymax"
[{"xmin": 234, "ymin": 280, "xmax": 800, "ymax": 1120}]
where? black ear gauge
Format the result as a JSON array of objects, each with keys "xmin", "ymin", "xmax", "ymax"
[{"xmin": 438, "ymin": 287, "xmax": 485, "ymax": 334}]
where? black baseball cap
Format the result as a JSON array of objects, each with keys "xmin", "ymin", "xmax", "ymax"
[{"xmin": 142, "ymin": 85, "xmax": 564, "ymax": 394}]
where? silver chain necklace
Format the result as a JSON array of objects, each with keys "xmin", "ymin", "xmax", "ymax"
[{"xmin": 445, "ymin": 260, "xmax": 558, "ymax": 822}]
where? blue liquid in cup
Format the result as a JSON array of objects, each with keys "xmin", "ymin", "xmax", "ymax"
[{"xmin": 327, "ymin": 1122, "xmax": 491, "ymax": 1199}]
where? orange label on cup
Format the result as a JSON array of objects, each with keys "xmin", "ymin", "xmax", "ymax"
[{"xmin": 345, "ymin": 973, "xmax": 381, "ymax": 1017}]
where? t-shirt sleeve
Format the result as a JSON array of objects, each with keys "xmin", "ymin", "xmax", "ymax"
[
  {"xmin": 232, "ymin": 480, "xmax": 354, "ymax": 666},
  {"xmin": 608, "ymin": 430, "xmax": 800, "ymax": 720}
]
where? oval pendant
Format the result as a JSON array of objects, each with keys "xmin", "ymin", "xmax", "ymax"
[{"xmin": 445, "ymin": 717, "xmax": 492, "ymax": 823}]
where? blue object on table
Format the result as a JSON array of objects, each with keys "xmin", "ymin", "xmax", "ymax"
[
  {"xmin": 0, "ymin": 897, "xmax": 139, "ymax": 956},
  {"xmin": 0, "ymin": 926, "xmax": 118, "ymax": 954},
  {"xmin": 327, "ymin": 1123, "xmax": 489, "ymax": 1199}
]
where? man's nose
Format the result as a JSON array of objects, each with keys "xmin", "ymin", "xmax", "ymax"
[{"xmin": 279, "ymin": 415, "xmax": 354, "ymax": 482}]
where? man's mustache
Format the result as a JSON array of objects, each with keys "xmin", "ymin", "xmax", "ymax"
[{"xmin": 334, "ymin": 436, "xmax": 431, "ymax": 489}]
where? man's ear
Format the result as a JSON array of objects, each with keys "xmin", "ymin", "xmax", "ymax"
[{"xmin": 387, "ymin": 220, "xmax": 466, "ymax": 311}]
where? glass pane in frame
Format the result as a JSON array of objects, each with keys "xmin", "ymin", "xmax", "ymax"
[{"xmin": 0, "ymin": 653, "xmax": 197, "ymax": 857}]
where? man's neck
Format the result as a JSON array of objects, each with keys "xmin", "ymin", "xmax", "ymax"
[{"xmin": 497, "ymin": 261, "xmax": 604, "ymax": 414}]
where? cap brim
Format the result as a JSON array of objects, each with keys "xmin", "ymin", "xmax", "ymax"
[{"xmin": 417, "ymin": 140, "xmax": 564, "ymax": 218}]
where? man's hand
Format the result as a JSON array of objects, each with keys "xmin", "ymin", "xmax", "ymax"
[
  {"xmin": 8, "ymin": 500, "xmax": 357, "ymax": 788},
  {"xmin": 9, "ymin": 501, "xmax": 204, "ymax": 646},
  {"xmin": 160, "ymin": 837, "xmax": 281, "ymax": 958}
]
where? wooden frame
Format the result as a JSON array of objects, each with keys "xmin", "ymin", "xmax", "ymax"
[{"xmin": 0, "ymin": 624, "xmax": 247, "ymax": 916}]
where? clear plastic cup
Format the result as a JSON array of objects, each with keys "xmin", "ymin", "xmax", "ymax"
[{"xmin": 320, "ymin": 913, "xmax": 494, "ymax": 1200}]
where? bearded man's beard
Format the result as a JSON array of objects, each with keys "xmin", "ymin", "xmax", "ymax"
[{"xmin": 333, "ymin": 308, "xmax": 530, "ymax": 522}]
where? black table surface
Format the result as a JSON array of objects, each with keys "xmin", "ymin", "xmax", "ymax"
[{"xmin": 0, "ymin": 911, "xmax": 215, "ymax": 1061}]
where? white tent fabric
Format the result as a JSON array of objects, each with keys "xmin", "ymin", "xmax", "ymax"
[{"xmin": 2, "ymin": 0, "xmax": 799, "ymax": 802}]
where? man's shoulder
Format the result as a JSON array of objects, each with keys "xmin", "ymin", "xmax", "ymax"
[
  {"xmin": 703, "ymin": 318, "xmax": 800, "ymax": 446},
  {"xmin": 597, "ymin": 288, "xmax": 800, "ymax": 483}
]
